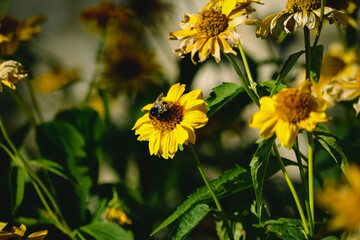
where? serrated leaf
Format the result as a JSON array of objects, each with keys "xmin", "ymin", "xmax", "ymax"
[
  {"xmin": 250, "ymin": 136, "xmax": 276, "ymax": 220},
  {"xmin": 9, "ymin": 166, "xmax": 26, "ymax": 214},
  {"xmin": 270, "ymin": 51, "xmax": 304, "ymax": 96},
  {"xmin": 151, "ymin": 166, "xmax": 252, "ymax": 236},
  {"xmin": 168, "ymin": 204, "xmax": 211, "ymax": 240},
  {"xmin": 310, "ymin": 45, "xmax": 324, "ymax": 83},
  {"xmin": 313, "ymin": 124, "xmax": 349, "ymax": 178},
  {"xmin": 264, "ymin": 218, "xmax": 306, "ymax": 240},
  {"xmin": 205, "ymin": 82, "xmax": 245, "ymax": 117},
  {"xmin": 28, "ymin": 158, "xmax": 73, "ymax": 183},
  {"xmin": 79, "ymin": 222, "xmax": 134, "ymax": 240}
]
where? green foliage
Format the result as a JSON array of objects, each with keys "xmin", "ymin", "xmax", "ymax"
[
  {"xmin": 9, "ymin": 166, "xmax": 26, "ymax": 214},
  {"xmin": 216, "ymin": 221, "xmax": 245, "ymax": 240},
  {"xmin": 168, "ymin": 204, "xmax": 211, "ymax": 240},
  {"xmin": 262, "ymin": 218, "xmax": 307, "ymax": 240},
  {"xmin": 79, "ymin": 222, "xmax": 134, "ymax": 240},
  {"xmin": 310, "ymin": 45, "xmax": 324, "ymax": 83},
  {"xmin": 313, "ymin": 124, "xmax": 349, "ymax": 178},
  {"xmin": 206, "ymin": 82, "xmax": 245, "ymax": 117}
]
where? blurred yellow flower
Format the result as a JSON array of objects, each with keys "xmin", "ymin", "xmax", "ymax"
[
  {"xmin": 249, "ymin": 81, "xmax": 328, "ymax": 149},
  {"xmin": 256, "ymin": 0, "xmax": 347, "ymax": 39},
  {"xmin": 132, "ymin": 83, "xmax": 208, "ymax": 159},
  {"xmin": 0, "ymin": 222, "xmax": 48, "ymax": 240},
  {"xmin": 169, "ymin": 0, "xmax": 257, "ymax": 64},
  {"xmin": 0, "ymin": 60, "xmax": 28, "ymax": 93},
  {"xmin": 80, "ymin": 2, "xmax": 134, "ymax": 30},
  {"xmin": 98, "ymin": 35, "xmax": 162, "ymax": 97},
  {"xmin": 106, "ymin": 207, "xmax": 132, "ymax": 226},
  {"xmin": 0, "ymin": 15, "xmax": 46, "ymax": 55},
  {"xmin": 316, "ymin": 164, "xmax": 360, "ymax": 232},
  {"xmin": 34, "ymin": 68, "xmax": 78, "ymax": 93}
]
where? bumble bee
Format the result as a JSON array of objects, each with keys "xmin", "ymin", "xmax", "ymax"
[{"xmin": 149, "ymin": 93, "xmax": 172, "ymax": 119}]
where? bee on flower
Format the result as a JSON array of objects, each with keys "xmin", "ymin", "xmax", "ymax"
[
  {"xmin": 249, "ymin": 81, "xmax": 329, "ymax": 149},
  {"xmin": 132, "ymin": 83, "xmax": 208, "ymax": 159},
  {"xmin": 256, "ymin": 0, "xmax": 348, "ymax": 39},
  {"xmin": 169, "ymin": 0, "xmax": 258, "ymax": 64}
]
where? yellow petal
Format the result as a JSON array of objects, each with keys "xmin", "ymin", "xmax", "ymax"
[
  {"xmin": 132, "ymin": 114, "xmax": 151, "ymax": 130},
  {"xmin": 182, "ymin": 110, "xmax": 208, "ymax": 129},
  {"xmin": 276, "ymin": 121, "xmax": 298, "ymax": 149},
  {"xmin": 175, "ymin": 124, "xmax": 189, "ymax": 145},
  {"xmin": 165, "ymin": 83, "xmax": 185, "ymax": 102},
  {"xmin": 222, "ymin": 0, "xmax": 237, "ymax": 16},
  {"xmin": 180, "ymin": 122, "xmax": 196, "ymax": 144},
  {"xmin": 0, "ymin": 222, "xmax": 7, "ymax": 232},
  {"xmin": 141, "ymin": 103, "xmax": 153, "ymax": 112},
  {"xmin": 27, "ymin": 230, "xmax": 48, "ymax": 240},
  {"xmin": 169, "ymin": 29, "xmax": 197, "ymax": 40}
]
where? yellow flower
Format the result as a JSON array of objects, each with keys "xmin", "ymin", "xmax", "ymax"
[
  {"xmin": 203, "ymin": 0, "xmax": 261, "ymax": 12},
  {"xmin": 0, "ymin": 222, "xmax": 48, "ymax": 240},
  {"xmin": 105, "ymin": 208, "xmax": 132, "ymax": 226},
  {"xmin": 316, "ymin": 164, "xmax": 360, "ymax": 232},
  {"xmin": 34, "ymin": 68, "xmax": 79, "ymax": 93},
  {"xmin": 249, "ymin": 81, "xmax": 329, "ymax": 149},
  {"xmin": 0, "ymin": 60, "xmax": 28, "ymax": 93},
  {"xmin": 80, "ymin": 2, "xmax": 134, "ymax": 30},
  {"xmin": 256, "ymin": 0, "xmax": 348, "ymax": 39},
  {"xmin": 169, "ymin": 0, "xmax": 257, "ymax": 64},
  {"xmin": 327, "ymin": 0, "xmax": 358, "ymax": 28},
  {"xmin": 99, "ymin": 34, "xmax": 162, "ymax": 97},
  {"xmin": 132, "ymin": 83, "xmax": 208, "ymax": 159},
  {"xmin": 0, "ymin": 15, "xmax": 46, "ymax": 55}
]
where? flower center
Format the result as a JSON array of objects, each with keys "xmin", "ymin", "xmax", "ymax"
[
  {"xmin": 321, "ymin": 55, "xmax": 346, "ymax": 78},
  {"xmin": 151, "ymin": 103, "xmax": 184, "ymax": 132},
  {"xmin": 285, "ymin": 0, "xmax": 321, "ymax": 12},
  {"xmin": 275, "ymin": 89, "xmax": 313, "ymax": 123},
  {"xmin": 195, "ymin": 9, "xmax": 229, "ymax": 37}
]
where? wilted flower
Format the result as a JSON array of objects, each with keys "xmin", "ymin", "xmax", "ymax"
[
  {"xmin": 98, "ymin": 35, "xmax": 162, "ymax": 97},
  {"xmin": 0, "ymin": 15, "xmax": 46, "ymax": 55},
  {"xmin": 256, "ymin": 0, "xmax": 348, "ymax": 39},
  {"xmin": 169, "ymin": 0, "xmax": 258, "ymax": 64},
  {"xmin": 132, "ymin": 83, "xmax": 208, "ymax": 159},
  {"xmin": 80, "ymin": 2, "xmax": 134, "ymax": 31},
  {"xmin": 0, "ymin": 60, "xmax": 28, "ymax": 92},
  {"xmin": 316, "ymin": 164, "xmax": 360, "ymax": 232},
  {"xmin": 34, "ymin": 68, "xmax": 79, "ymax": 93},
  {"xmin": 0, "ymin": 222, "xmax": 48, "ymax": 240},
  {"xmin": 249, "ymin": 81, "xmax": 329, "ymax": 149},
  {"xmin": 327, "ymin": 0, "xmax": 358, "ymax": 28}
]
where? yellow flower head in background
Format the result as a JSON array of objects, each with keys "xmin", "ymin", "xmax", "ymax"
[
  {"xmin": 316, "ymin": 163, "xmax": 360, "ymax": 232},
  {"xmin": 99, "ymin": 34, "xmax": 162, "ymax": 97},
  {"xmin": 34, "ymin": 68, "xmax": 79, "ymax": 93},
  {"xmin": 0, "ymin": 222, "xmax": 48, "ymax": 240},
  {"xmin": 106, "ymin": 208, "xmax": 132, "ymax": 226},
  {"xmin": 80, "ymin": 2, "xmax": 134, "ymax": 30},
  {"xmin": 249, "ymin": 81, "xmax": 329, "ymax": 149},
  {"xmin": 0, "ymin": 15, "xmax": 46, "ymax": 55},
  {"xmin": 169, "ymin": 0, "xmax": 258, "ymax": 64},
  {"xmin": 326, "ymin": 0, "xmax": 358, "ymax": 28},
  {"xmin": 132, "ymin": 83, "xmax": 208, "ymax": 159},
  {"xmin": 0, "ymin": 60, "xmax": 28, "ymax": 93},
  {"xmin": 256, "ymin": 0, "xmax": 348, "ymax": 39},
  {"xmin": 311, "ymin": 44, "xmax": 360, "ymax": 109}
]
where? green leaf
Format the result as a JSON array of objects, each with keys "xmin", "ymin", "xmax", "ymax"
[
  {"xmin": 28, "ymin": 158, "xmax": 73, "ymax": 183},
  {"xmin": 270, "ymin": 51, "xmax": 304, "ymax": 96},
  {"xmin": 151, "ymin": 166, "xmax": 252, "ymax": 236},
  {"xmin": 79, "ymin": 222, "xmax": 134, "ymax": 240},
  {"xmin": 313, "ymin": 124, "xmax": 349, "ymax": 178},
  {"xmin": 168, "ymin": 204, "xmax": 211, "ymax": 240},
  {"xmin": 0, "ymin": 0, "xmax": 11, "ymax": 19},
  {"xmin": 216, "ymin": 221, "xmax": 245, "ymax": 240},
  {"xmin": 321, "ymin": 237, "xmax": 339, "ymax": 240},
  {"xmin": 9, "ymin": 166, "xmax": 26, "ymax": 214},
  {"xmin": 257, "ymin": 80, "xmax": 286, "ymax": 97},
  {"xmin": 310, "ymin": 45, "xmax": 324, "ymax": 83},
  {"xmin": 263, "ymin": 218, "xmax": 306, "ymax": 240},
  {"xmin": 205, "ymin": 82, "xmax": 245, "ymax": 117},
  {"xmin": 250, "ymin": 136, "xmax": 276, "ymax": 220}
]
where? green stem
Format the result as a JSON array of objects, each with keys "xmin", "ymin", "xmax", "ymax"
[
  {"xmin": 304, "ymin": 27, "xmax": 311, "ymax": 80},
  {"xmin": 189, "ymin": 144, "xmax": 234, "ymax": 240},
  {"xmin": 9, "ymin": 90, "xmax": 37, "ymax": 127},
  {"xmin": 26, "ymin": 79, "xmax": 44, "ymax": 123},
  {"xmin": 0, "ymin": 118, "xmax": 77, "ymax": 240},
  {"xmin": 237, "ymin": 41, "xmax": 258, "ymax": 97},
  {"xmin": 307, "ymin": 132, "xmax": 315, "ymax": 231},
  {"xmin": 273, "ymin": 146, "xmax": 309, "ymax": 235},
  {"xmin": 312, "ymin": 0, "xmax": 325, "ymax": 48},
  {"xmin": 225, "ymin": 53, "xmax": 259, "ymax": 107},
  {"xmin": 83, "ymin": 30, "xmax": 107, "ymax": 104},
  {"xmin": 293, "ymin": 138, "xmax": 314, "ymax": 236}
]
